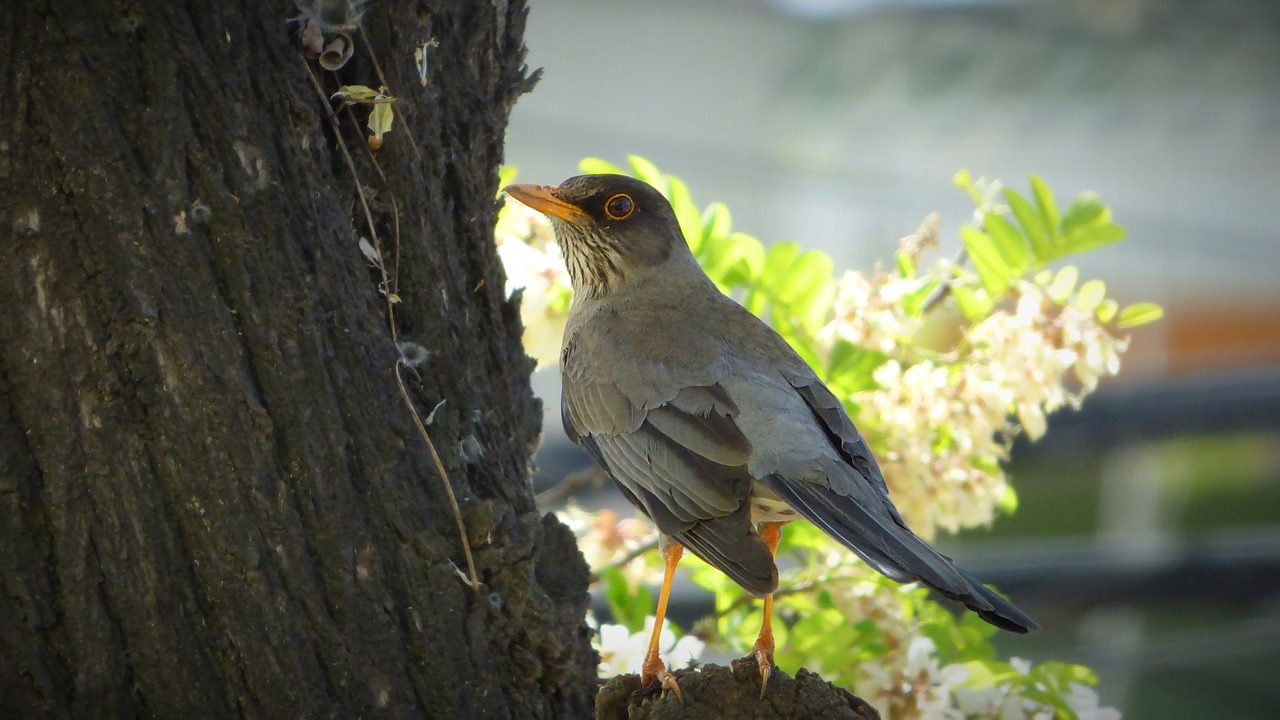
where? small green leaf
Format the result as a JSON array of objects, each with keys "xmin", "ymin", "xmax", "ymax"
[
  {"xmin": 960, "ymin": 660, "xmax": 1021, "ymax": 689},
  {"xmin": 774, "ymin": 315, "xmax": 822, "ymax": 369},
  {"xmin": 1096, "ymin": 298, "xmax": 1119, "ymax": 324},
  {"xmin": 702, "ymin": 202, "xmax": 732, "ymax": 243},
  {"xmin": 545, "ymin": 283, "xmax": 572, "ymax": 314},
  {"xmin": 601, "ymin": 567, "xmax": 652, "ymax": 633},
  {"xmin": 777, "ymin": 520, "xmax": 828, "ymax": 552},
  {"xmin": 896, "ymin": 247, "xmax": 917, "ymax": 279},
  {"xmin": 1060, "ymin": 192, "xmax": 1107, "ymax": 235},
  {"xmin": 901, "ymin": 276, "xmax": 941, "ymax": 318},
  {"xmin": 1048, "ymin": 265, "xmax": 1078, "ymax": 303},
  {"xmin": 698, "ymin": 234, "xmax": 734, "ymax": 285},
  {"xmin": 1075, "ymin": 279, "xmax": 1106, "ymax": 313},
  {"xmin": 667, "ymin": 176, "xmax": 702, "ymax": 251},
  {"xmin": 732, "ymin": 233, "xmax": 766, "ymax": 283},
  {"xmin": 801, "ymin": 279, "xmax": 836, "ymax": 336},
  {"xmin": 1005, "ymin": 188, "xmax": 1050, "ymax": 260},
  {"xmin": 1057, "ymin": 221, "xmax": 1127, "ymax": 257},
  {"xmin": 1021, "ymin": 689, "xmax": 1077, "ymax": 720},
  {"xmin": 703, "ymin": 232, "xmax": 766, "ymax": 289},
  {"xmin": 1117, "ymin": 302, "xmax": 1164, "ymax": 328},
  {"xmin": 997, "ymin": 484, "xmax": 1018, "ymax": 514},
  {"xmin": 983, "ymin": 212, "xmax": 1032, "ymax": 276},
  {"xmin": 955, "ymin": 169, "xmax": 981, "ymax": 205},
  {"xmin": 1029, "ymin": 661, "xmax": 1098, "ymax": 687},
  {"xmin": 1029, "ymin": 175, "xmax": 1060, "ymax": 235},
  {"xmin": 961, "ymin": 226, "xmax": 1013, "ymax": 296},
  {"xmin": 951, "ymin": 282, "xmax": 992, "ymax": 320},
  {"xmin": 578, "ymin": 157, "xmax": 624, "ymax": 175},
  {"xmin": 775, "ymin": 250, "xmax": 833, "ymax": 304},
  {"xmin": 497, "ymin": 165, "xmax": 518, "ymax": 192},
  {"xmin": 627, "ymin": 155, "xmax": 662, "ymax": 187},
  {"xmin": 763, "ymin": 241, "xmax": 800, "ymax": 287},
  {"xmin": 827, "ymin": 341, "xmax": 889, "ymax": 393}
]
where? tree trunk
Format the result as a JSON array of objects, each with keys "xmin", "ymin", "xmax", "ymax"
[{"xmin": 0, "ymin": 1, "xmax": 598, "ymax": 718}]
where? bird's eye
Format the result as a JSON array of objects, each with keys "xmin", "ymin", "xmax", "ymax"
[{"xmin": 604, "ymin": 193, "xmax": 635, "ymax": 221}]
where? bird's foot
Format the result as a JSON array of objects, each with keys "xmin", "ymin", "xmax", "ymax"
[
  {"xmin": 752, "ymin": 643, "xmax": 774, "ymax": 698},
  {"xmin": 641, "ymin": 660, "xmax": 684, "ymax": 703}
]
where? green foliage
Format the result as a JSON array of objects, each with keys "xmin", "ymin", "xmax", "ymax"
[
  {"xmin": 497, "ymin": 165, "xmax": 519, "ymax": 193},
  {"xmin": 1117, "ymin": 301, "xmax": 1164, "ymax": 328},
  {"xmin": 952, "ymin": 172, "xmax": 1159, "ymax": 328},
  {"xmin": 601, "ymin": 566, "xmax": 653, "ymax": 633}
]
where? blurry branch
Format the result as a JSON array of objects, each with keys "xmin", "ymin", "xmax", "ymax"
[{"xmin": 535, "ymin": 466, "xmax": 608, "ymax": 508}]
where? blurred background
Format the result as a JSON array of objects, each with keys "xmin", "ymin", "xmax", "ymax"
[{"xmin": 503, "ymin": 0, "xmax": 1280, "ymax": 717}]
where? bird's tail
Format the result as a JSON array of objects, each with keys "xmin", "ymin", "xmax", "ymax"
[{"xmin": 763, "ymin": 474, "xmax": 1040, "ymax": 633}]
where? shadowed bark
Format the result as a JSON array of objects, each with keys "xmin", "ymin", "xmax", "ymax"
[
  {"xmin": 595, "ymin": 661, "xmax": 880, "ymax": 720},
  {"xmin": 0, "ymin": 1, "xmax": 597, "ymax": 717}
]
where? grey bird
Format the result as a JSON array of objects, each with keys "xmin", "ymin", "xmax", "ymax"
[{"xmin": 505, "ymin": 174, "xmax": 1038, "ymax": 698}]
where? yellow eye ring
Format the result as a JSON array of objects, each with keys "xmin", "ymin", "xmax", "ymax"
[{"xmin": 604, "ymin": 193, "xmax": 635, "ymax": 221}]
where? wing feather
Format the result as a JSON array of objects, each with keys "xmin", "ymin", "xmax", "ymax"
[{"xmin": 562, "ymin": 380, "xmax": 776, "ymax": 596}]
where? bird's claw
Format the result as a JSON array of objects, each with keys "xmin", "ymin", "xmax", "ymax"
[
  {"xmin": 660, "ymin": 670, "xmax": 684, "ymax": 703},
  {"xmin": 754, "ymin": 645, "xmax": 774, "ymax": 698},
  {"xmin": 641, "ymin": 663, "xmax": 684, "ymax": 703}
]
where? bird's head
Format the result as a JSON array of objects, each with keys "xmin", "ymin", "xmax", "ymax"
[{"xmin": 504, "ymin": 174, "xmax": 691, "ymax": 297}]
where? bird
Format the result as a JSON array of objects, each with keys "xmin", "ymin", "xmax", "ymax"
[{"xmin": 504, "ymin": 174, "xmax": 1039, "ymax": 700}]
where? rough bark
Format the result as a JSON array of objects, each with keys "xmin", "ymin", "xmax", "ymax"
[
  {"xmin": 595, "ymin": 662, "xmax": 879, "ymax": 720},
  {"xmin": 0, "ymin": 1, "xmax": 596, "ymax": 718}
]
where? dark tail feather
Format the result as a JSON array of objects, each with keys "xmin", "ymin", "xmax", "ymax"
[
  {"xmin": 763, "ymin": 474, "xmax": 1040, "ymax": 633},
  {"xmin": 952, "ymin": 565, "xmax": 1040, "ymax": 633}
]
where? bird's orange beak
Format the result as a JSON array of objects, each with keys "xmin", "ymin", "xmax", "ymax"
[{"xmin": 504, "ymin": 183, "xmax": 588, "ymax": 224}]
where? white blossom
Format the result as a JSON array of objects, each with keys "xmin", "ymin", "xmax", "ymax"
[{"xmin": 595, "ymin": 615, "xmax": 705, "ymax": 678}]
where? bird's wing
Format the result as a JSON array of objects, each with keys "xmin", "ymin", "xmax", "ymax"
[
  {"xmin": 786, "ymin": 373, "xmax": 892, "ymax": 497},
  {"xmin": 562, "ymin": 380, "xmax": 778, "ymax": 596},
  {"xmin": 759, "ymin": 369, "xmax": 1040, "ymax": 633}
]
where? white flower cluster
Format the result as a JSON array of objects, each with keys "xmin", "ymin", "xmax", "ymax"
[
  {"xmin": 855, "ymin": 639, "xmax": 1120, "ymax": 720},
  {"xmin": 558, "ymin": 505, "xmax": 700, "ymax": 678},
  {"xmin": 592, "ymin": 614, "xmax": 706, "ymax": 679},
  {"xmin": 823, "ymin": 264, "xmax": 1128, "ymax": 539},
  {"xmin": 788, "ymin": 565, "xmax": 1122, "ymax": 720}
]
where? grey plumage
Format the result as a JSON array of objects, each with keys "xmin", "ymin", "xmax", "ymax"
[{"xmin": 508, "ymin": 174, "xmax": 1038, "ymax": 634}]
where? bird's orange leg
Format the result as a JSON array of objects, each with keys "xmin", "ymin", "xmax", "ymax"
[
  {"xmin": 753, "ymin": 522, "xmax": 783, "ymax": 697},
  {"xmin": 640, "ymin": 538, "xmax": 684, "ymax": 702}
]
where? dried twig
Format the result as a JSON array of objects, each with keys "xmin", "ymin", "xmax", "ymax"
[
  {"xmin": 714, "ymin": 573, "xmax": 864, "ymax": 618},
  {"xmin": 534, "ymin": 466, "xmax": 607, "ymax": 508},
  {"xmin": 396, "ymin": 360, "xmax": 480, "ymax": 591},
  {"xmin": 920, "ymin": 245, "xmax": 969, "ymax": 315},
  {"xmin": 587, "ymin": 535, "xmax": 659, "ymax": 585},
  {"xmin": 391, "ymin": 196, "xmax": 401, "ymax": 296},
  {"xmin": 305, "ymin": 57, "xmax": 477, "ymax": 591},
  {"xmin": 303, "ymin": 59, "xmax": 398, "ymax": 341}
]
